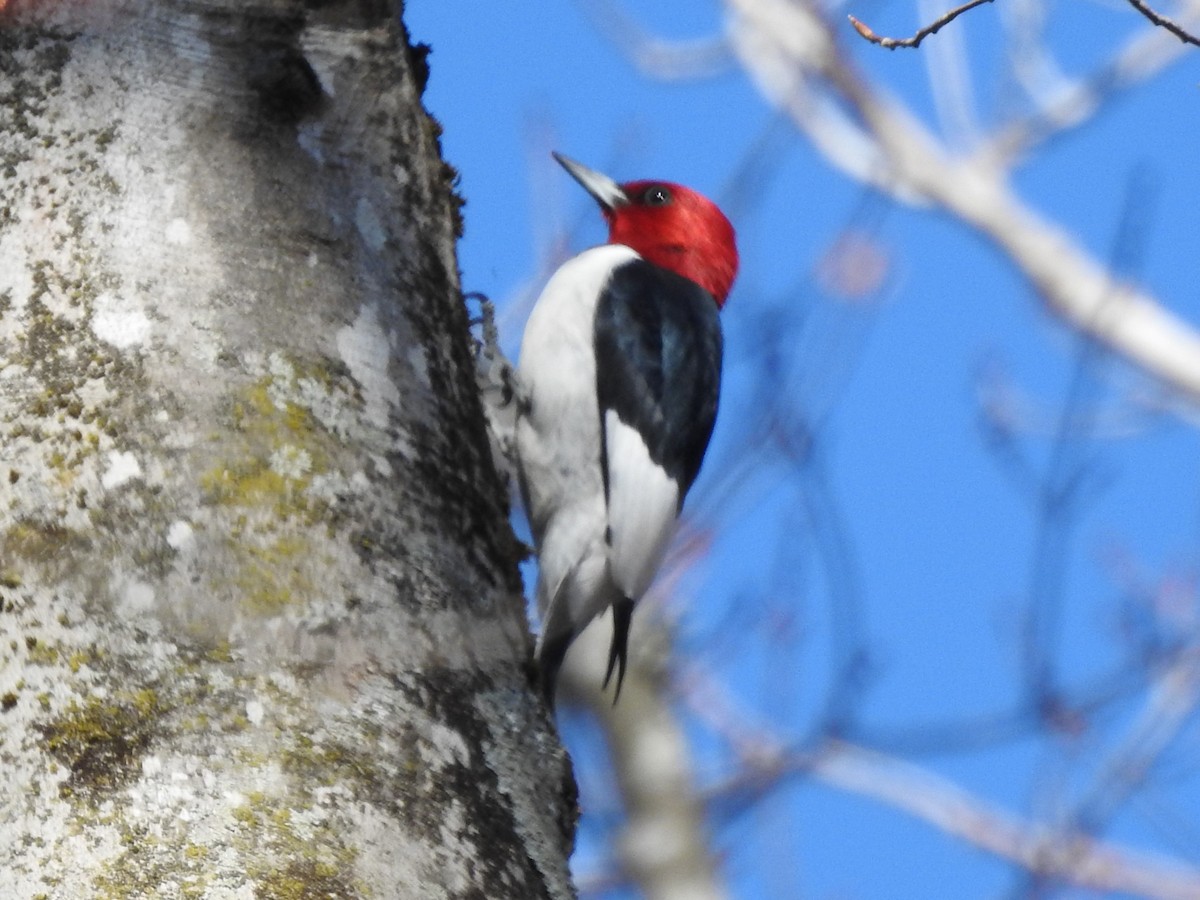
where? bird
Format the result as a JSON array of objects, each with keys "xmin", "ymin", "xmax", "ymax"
[{"xmin": 515, "ymin": 152, "xmax": 737, "ymax": 705}]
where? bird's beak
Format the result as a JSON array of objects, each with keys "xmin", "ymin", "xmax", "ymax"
[{"xmin": 553, "ymin": 152, "xmax": 628, "ymax": 213}]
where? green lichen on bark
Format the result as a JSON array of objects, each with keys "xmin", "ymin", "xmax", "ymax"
[
  {"xmin": 228, "ymin": 794, "xmax": 365, "ymax": 900},
  {"xmin": 200, "ymin": 352, "xmax": 365, "ymax": 516},
  {"xmin": 0, "ymin": 3, "xmax": 571, "ymax": 896},
  {"xmin": 195, "ymin": 351, "xmax": 377, "ymax": 616},
  {"xmin": 38, "ymin": 687, "xmax": 165, "ymax": 799},
  {"xmin": 0, "ymin": 24, "xmax": 156, "ymax": 548},
  {"xmin": 91, "ymin": 828, "xmax": 215, "ymax": 900}
]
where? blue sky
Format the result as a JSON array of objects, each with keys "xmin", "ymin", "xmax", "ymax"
[{"xmin": 409, "ymin": 2, "xmax": 1200, "ymax": 897}]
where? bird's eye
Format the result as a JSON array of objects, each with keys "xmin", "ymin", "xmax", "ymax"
[{"xmin": 642, "ymin": 185, "xmax": 672, "ymax": 207}]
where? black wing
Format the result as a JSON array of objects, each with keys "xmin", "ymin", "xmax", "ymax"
[{"xmin": 594, "ymin": 258, "xmax": 723, "ymax": 508}]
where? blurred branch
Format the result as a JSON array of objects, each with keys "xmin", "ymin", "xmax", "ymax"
[
  {"xmin": 1012, "ymin": 644, "xmax": 1200, "ymax": 895},
  {"xmin": 1071, "ymin": 646, "xmax": 1200, "ymax": 835},
  {"xmin": 576, "ymin": 0, "xmax": 734, "ymax": 79},
  {"xmin": 697, "ymin": 732, "xmax": 1200, "ymax": 897},
  {"xmin": 562, "ymin": 624, "xmax": 728, "ymax": 900},
  {"xmin": 727, "ymin": 0, "xmax": 1200, "ymax": 402},
  {"xmin": 848, "ymin": 0, "xmax": 994, "ymax": 50},
  {"xmin": 1126, "ymin": 0, "xmax": 1200, "ymax": 47},
  {"xmin": 919, "ymin": 0, "xmax": 982, "ymax": 147},
  {"xmin": 858, "ymin": 657, "xmax": 1150, "ymax": 754},
  {"xmin": 563, "ymin": 5, "xmax": 1200, "ymax": 895},
  {"xmin": 988, "ymin": 9, "xmax": 1200, "ymax": 164},
  {"xmin": 772, "ymin": 422, "xmax": 871, "ymax": 733},
  {"xmin": 1018, "ymin": 169, "xmax": 1155, "ymax": 704},
  {"xmin": 1001, "ymin": 0, "xmax": 1067, "ymax": 113},
  {"xmin": 726, "ymin": 6, "xmax": 917, "ymax": 199},
  {"xmin": 808, "ymin": 740, "xmax": 1200, "ymax": 899}
]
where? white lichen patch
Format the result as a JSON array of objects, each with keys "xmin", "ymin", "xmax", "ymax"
[
  {"xmin": 427, "ymin": 721, "xmax": 470, "ymax": 767},
  {"xmin": 101, "ymin": 450, "xmax": 142, "ymax": 490},
  {"xmin": 262, "ymin": 351, "xmax": 298, "ymax": 413},
  {"xmin": 244, "ymin": 698, "xmax": 265, "ymax": 727},
  {"xmin": 407, "ymin": 344, "xmax": 431, "ymax": 390},
  {"xmin": 354, "ymin": 196, "xmax": 386, "ymax": 253},
  {"xmin": 76, "ymin": 374, "xmax": 116, "ymax": 409},
  {"xmin": 268, "ymin": 444, "xmax": 312, "ymax": 480},
  {"xmin": 336, "ymin": 304, "xmax": 400, "ymax": 430},
  {"xmin": 164, "ymin": 217, "xmax": 191, "ymax": 246},
  {"xmin": 304, "ymin": 473, "xmax": 344, "ymax": 508},
  {"xmin": 119, "ymin": 580, "xmax": 157, "ymax": 616},
  {"xmin": 292, "ymin": 372, "xmax": 357, "ymax": 441},
  {"xmin": 0, "ymin": 234, "xmax": 31, "ymax": 318},
  {"xmin": 267, "ymin": 350, "xmax": 295, "ymax": 384},
  {"xmin": 92, "ymin": 292, "xmax": 152, "ymax": 349},
  {"xmin": 166, "ymin": 520, "xmax": 195, "ymax": 551},
  {"xmin": 127, "ymin": 755, "xmax": 202, "ymax": 822},
  {"xmin": 297, "ymin": 123, "xmax": 326, "ymax": 165}
]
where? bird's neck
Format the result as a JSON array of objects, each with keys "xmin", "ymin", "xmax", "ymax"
[{"xmin": 625, "ymin": 242, "xmax": 733, "ymax": 309}]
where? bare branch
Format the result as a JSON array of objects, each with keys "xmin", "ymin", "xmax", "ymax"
[
  {"xmin": 696, "ymin": 722, "xmax": 1200, "ymax": 898},
  {"xmin": 1126, "ymin": 0, "xmax": 1200, "ymax": 47},
  {"xmin": 987, "ymin": 12, "xmax": 1200, "ymax": 164},
  {"xmin": 562, "ymin": 624, "xmax": 728, "ymax": 900},
  {"xmin": 848, "ymin": 0, "xmax": 995, "ymax": 50},
  {"xmin": 728, "ymin": 0, "xmax": 1200, "ymax": 402},
  {"xmin": 809, "ymin": 741, "xmax": 1200, "ymax": 899},
  {"xmin": 1071, "ymin": 646, "xmax": 1200, "ymax": 832},
  {"xmin": 576, "ymin": 0, "xmax": 733, "ymax": 80},
  {"xmin": 918, "ymin": 0, "xmax": 983, "ymax": 145}
]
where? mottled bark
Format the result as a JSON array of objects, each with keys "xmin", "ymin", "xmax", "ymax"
[{"xmin": 0, "ymin": 2, "xmax": 574, "ymax": 897}]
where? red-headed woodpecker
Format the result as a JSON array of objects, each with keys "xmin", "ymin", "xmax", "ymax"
[{"xmin": 517, "ymin": 153, "xmax": 737, "ymax": 704}]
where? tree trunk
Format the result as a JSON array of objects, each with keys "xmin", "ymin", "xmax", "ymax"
[{"xmin": 0, "ymin": 2, "xmax": 575, "ymax": 897}]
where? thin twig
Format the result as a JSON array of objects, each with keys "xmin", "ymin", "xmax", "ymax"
[
  {"xmin": 1125, "ymin": 0, "xmax": 1200, "ymax": 47},
  {"xmin": 848, "ymin": 0, "xmax": 995, "ymax": 50}
]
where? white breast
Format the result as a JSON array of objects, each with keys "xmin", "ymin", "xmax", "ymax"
[{"xmin": 516, "ymin": 244, "xmax": 640, "ymax": 619}]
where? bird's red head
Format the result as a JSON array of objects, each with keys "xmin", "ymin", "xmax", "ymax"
[{"xmin": 554, "ymin": 154, "xmax": 738, "ymax": 308}]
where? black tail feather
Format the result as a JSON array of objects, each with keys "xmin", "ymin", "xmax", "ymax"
[{"xmin": 602, "ymin": 598, "xmax": 634, "ymax": 704}]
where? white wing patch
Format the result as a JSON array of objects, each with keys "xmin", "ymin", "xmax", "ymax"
[{"xmin": 604, "ymin": 411, "xmax": 680, "ymax": 600}]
